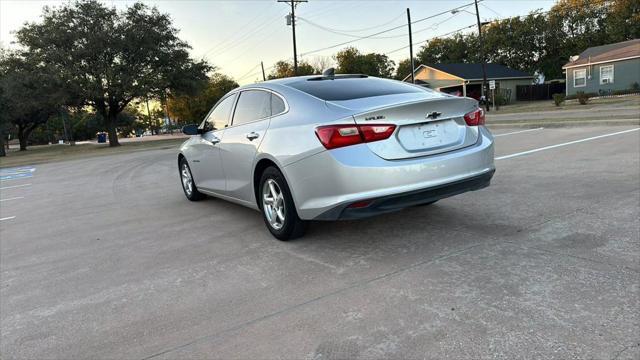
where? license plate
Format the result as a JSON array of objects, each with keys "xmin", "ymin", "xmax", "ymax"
[{"xmin": 397, "ymin": 120, "xmax": 460, "ymax": 151}]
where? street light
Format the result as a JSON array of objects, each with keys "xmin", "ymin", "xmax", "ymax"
[{"xmin": 450, "ymin": 9, "xmax": 475, "ymax": 16}]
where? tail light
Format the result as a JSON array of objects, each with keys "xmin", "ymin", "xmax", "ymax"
[
  {"xmin": 464, "ymin": 108, "xmax": 485, "ymax": 126},
  {"xmin": 315, "ymin": 124, "xmax": 396, "ymax": 150}
]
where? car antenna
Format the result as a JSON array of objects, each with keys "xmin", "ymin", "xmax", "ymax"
[{"xmin": 322, "ymin": 67, "xmax": 335, "ymax": 77}]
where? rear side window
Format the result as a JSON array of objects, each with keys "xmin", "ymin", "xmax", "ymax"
[
  {"xmin": 286, "ymin": 77, "xmax": 425, "ymax": 101},
  {"xmin": 232, "ymin": 90, "xmax": 271, "ymax": 125},
  {"xmin": 204, "ymin": 93, "xmax": 236, "ymax": 131},
  {"xmin": 271, "ymin": 94, "xmax": 286, "ymax": 115}
]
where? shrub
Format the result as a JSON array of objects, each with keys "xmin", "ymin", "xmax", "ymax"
[
  {"xmin": 576, "ymin": 91, "xmax": 590, "ymax": 105},
  {"xmin": 631, "ymin": 82, "xmax": 640, "ymax": 91},
  {"xmin": 552, "ymin": 93, "xmax": 565, "ymax": 106},
  {"xmin": 494, "ymin": 93, "xmax": 508, "ymax": 107}
]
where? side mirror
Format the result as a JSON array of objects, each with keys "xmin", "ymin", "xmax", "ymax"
[{"xmin": 182, "ymin": 124, "xmax": 200, "ymax": 136}]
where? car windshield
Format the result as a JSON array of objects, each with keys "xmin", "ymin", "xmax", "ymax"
[{"xmin": 285, "ymin": 77, "xmax": 427, "ymax": 101}]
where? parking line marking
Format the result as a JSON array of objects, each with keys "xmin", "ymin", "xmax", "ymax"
[
  {"xmin": 494, "ymin": 127, "xmax": 544, "ymax": 137},
  {"xmin": 0, "ymin": 183, "xmax": 32, "ymax": 190},
  {"xmin": 496, "ymin": 128, "xmax": 640, "ymax": 160},
  {"xmin": 0, "ymin": 197, "xmax": 24, "ymax": 202},
  {"xmin": 0, "ymin": 173, "xmax": 33, "ymax": 181},
  {"xmin": 0, "ymin": 216, "xmax": 16, "ymax": 221},
  {"xmin": 0, "ymin": 166, "xmax": 36, "ymax": 181}
]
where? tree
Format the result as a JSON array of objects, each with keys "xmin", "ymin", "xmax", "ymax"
[
  {"xmin": 394, "ymin": 58, "xmax": 420, "ymax": 80},
  {"xmin": 335, "ymin": 47, "xmax": 395, "ymax": 78},
  {"xmin": 268, "ymin": 60, "xmax": 316, "ymax": 79},
  {"xmin": 168, "ymin": 73, "xmax": 239, "ymax": 124},
  {"xmin": 416, "ymin": 34, "xmax": 478, "ymax": 65},
  {"xmin": 137, "ymin": 107, "xmax": 165, "ymax": 135},
  {"xmin": 0, "ymin": 51, "xmax": 64, "ymax": 151},
  {"xmin": 115, "ymin": 106, "xmax": 145, "ymax": 137},
  {"xmin": 15, "ymin": 0, "xmax": 210, "ymax": 147},
  {"xmin": 0, "ymin": 87, "xmax": 9, "ymax": 156},
  {"xmin": 605, "ymin": 0, "xmax": 640, "ymax": 42},
  {"xmin": 309, "ymin": 55, "xmax": 334, "ymax": 73},
  {"xmin": 482, "ymin": 12, "xmax": 548, "ymax": 76}
]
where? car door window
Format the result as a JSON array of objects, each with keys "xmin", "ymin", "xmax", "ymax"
[
  {"xmin": 271, "ymin": 93, "xmax": 286, "ymax": 116},
  {"xmin": 232, "ymin": 90, "xmax": 272, "ymax": 126},
  {"xmin": 202, "ymin": 94, "xmax": 236, "ymax": 132}
]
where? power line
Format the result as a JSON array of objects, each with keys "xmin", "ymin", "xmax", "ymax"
[
  {"xmin": 227, "ymin": 23, "xmax": 287, "ymax": 63},
  {"xmin": 298, "ymin": 1, "xmax": 359, "ymax": 21},
  {"xmin": 198, "ymin": 2, "xmax": 278, "ymax": 58},
  {"xmin": 384, "ymin": 9, "xmax": 552, "ymax": 57},
  {"xmin": 201, "ymin": 7, "xmax": 286, "ymax": 59},
  {"xmin": 299, "ymin": 0, "xmax": 482, "ymax": 57},
  {"xmin": 297, "ymin": 17, "xmax": 403, "ymax": 39},
  {"xmin": 385, "ymin": 24, "xmax": 477, "ymax": 55},
  {"xmin": 235, "ymin": 63, "xmax": 261, "ymax": 82},
  {"xmin": 480, "ymin": 3, "xmax": 502, "ymax": 18},
  {"xmin": 300, "ymin": 11, "xmax": 405, "ymax": 34}
]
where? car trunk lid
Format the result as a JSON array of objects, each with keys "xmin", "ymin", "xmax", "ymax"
[{"xmin": 330, "ymin": 94, "xmax": 480, "ymax": 160}]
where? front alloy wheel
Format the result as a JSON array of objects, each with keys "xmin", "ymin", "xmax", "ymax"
[{"xmin": 179, "ymin": 158, "xmax": 204, "ymax": 201}]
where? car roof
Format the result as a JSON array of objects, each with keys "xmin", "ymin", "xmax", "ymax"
[{"xmin": 240, "ymin": 74, "xmax": 372, "ymax": 87}]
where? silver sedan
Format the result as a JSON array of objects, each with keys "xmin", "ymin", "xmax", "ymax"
[{"xmin": 178, "ymin": 74, "xmax": 495, "ymax": 240}]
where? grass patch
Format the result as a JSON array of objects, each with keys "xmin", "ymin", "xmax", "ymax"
[
  {"xmin": 487, "ymin": 117, "xmax": 640, "ymax": 128},
  {"xmin": 0, "ymin": 138, "xmax": 186, "ymax": 168},
  {"xmin": 494, "ymin": 95, "xmax": 640, "ymax": 114}
]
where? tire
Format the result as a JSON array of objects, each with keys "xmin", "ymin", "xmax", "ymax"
[
  {"xmin": 259, "ymin": 166, "xmax": 307, "ymax": 240},
  {"xmin": 179, "ymin": 158, "xmax": 205, "ymax": 201}
]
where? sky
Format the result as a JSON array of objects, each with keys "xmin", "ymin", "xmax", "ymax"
[{"xmin": 0, "ymin": 0, "xmax": 556, "ymax": 85}]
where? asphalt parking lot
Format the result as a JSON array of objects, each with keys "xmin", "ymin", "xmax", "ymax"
[{"xmin": 1, "ymin": 125, "xmax": 639, "ymax": 359}]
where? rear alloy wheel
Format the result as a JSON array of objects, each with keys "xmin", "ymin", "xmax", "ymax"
[
  {"xmin": 259, "ymin": 166, "xmax": 306, "ymax": 240},
  {"xmin": 180, "ymin": 158, "xmax": 205, "ymax": 201}
]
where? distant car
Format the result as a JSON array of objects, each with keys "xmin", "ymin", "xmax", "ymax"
[{"xmin": 178, "ymin": 74, "xmax": 495, "ymax": 240}]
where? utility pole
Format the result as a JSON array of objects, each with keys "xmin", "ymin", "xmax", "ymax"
[
  {"xmin": 474, "ymin": 0, "xmax": 489, "ymax": 112},
  {"xmin": 278, "ymin": 0, "xmax": 307, "ymax": 76},
  {"xmin": 261, "ymin": 61, "xmax": 266, "ymax": 81},
  {"xmin": 407, "ymin": 8, "xmax": 415, "ymax": 84}
]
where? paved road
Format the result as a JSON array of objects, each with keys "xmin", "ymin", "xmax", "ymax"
[{"xmin": 1, "ymin": 126, "xmax": 639, "ymax": 359}]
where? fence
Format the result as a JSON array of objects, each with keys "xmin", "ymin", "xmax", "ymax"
[{"xmin": 516, "ymin": 83, "xmax": 566, "ymax": 101}]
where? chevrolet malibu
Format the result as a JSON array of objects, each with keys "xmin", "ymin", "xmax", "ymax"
[{"xmin": 178, "ymin": 73, "xmax": 495, "ymax": 240}]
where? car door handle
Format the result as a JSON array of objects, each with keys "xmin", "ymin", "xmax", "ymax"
[
  {"xmin": 246, "ymin": 132, "xmax": 259, "ymax": 141},
  {"xmin": 203, "ymin": 135, "xmax": 220, "ymax": 145}
]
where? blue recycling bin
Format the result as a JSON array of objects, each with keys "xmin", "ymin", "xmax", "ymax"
[{"xmin": 97, "ymin": 132, "xmax": 107, "ymax": 143}]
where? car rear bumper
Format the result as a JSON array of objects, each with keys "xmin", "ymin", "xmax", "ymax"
[
  {"xmin": 317, "ymin": 169, "xmax": 494, "ymax": 220},
  {"xmin": 283, "ymin": 126, "xmax": 495, "ymax": 220}
]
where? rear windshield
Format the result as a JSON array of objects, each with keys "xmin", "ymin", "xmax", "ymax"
[{"xmin": 285, "ymin": 77, "xmax": 426, "ymax": 101}]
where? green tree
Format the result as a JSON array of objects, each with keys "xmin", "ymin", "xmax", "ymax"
[
  {"xmin": 543, "ymin": 0, "xmax": 609, "ymax": 78},
  {"xmin": 168, "ymin": 73, "xmax": 239, "ymax": 124},
  {"xmin": 394, "ymin": 58, "xmax": 421, "ymax": 80},
  {"xmin": 15, "ymin": 0, "xmax": 210, "ymax": 147},
  {"xmin": 604, "ymin": 0, "xmax": 640, "ymax": 42},
  {"xmin": 482, "ymin": 13, "xmax": 547, "ymax": 76},
  {"xmin": 335, "ymin": 47, "xmax": 395, "ymax": 78},
  {"xmin": 0, "ymin": 51, "xmax": 65, "ymax": 151},
  {"xmin": 0, "ymin": 85, "xmax": 9, "ymax": 156},
  {"xmin": 140, "ymin": 108, "xmax": 165, "ymax": 135},
  {"xmin": 414, "ymin": 0, "xmax": 636, "ymax": 80},
  {"xmin": 268, "ymin": 60, "xmax": 316, "ymax": 79},
  {"xmin": 416, "ymin": 35, "xmax": 479, "ymax": 65}
]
